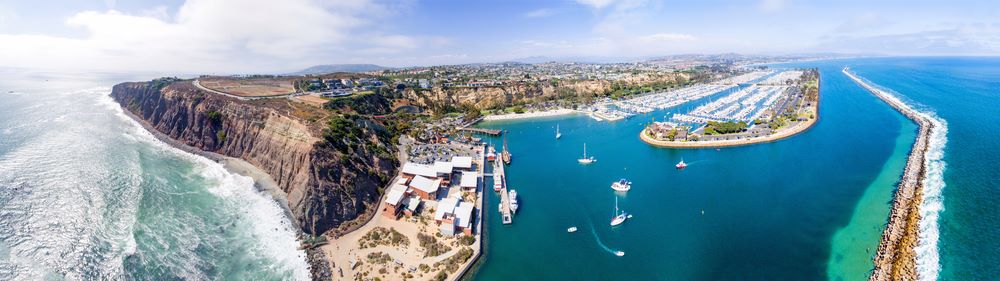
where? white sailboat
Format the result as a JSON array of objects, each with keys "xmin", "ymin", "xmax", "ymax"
[
  {"xmin": 577, "ymin": 143, "xmax": 596, "ymax": 164},
  {"xmin": 555, "ymin": 124, "xmax": 562, "ymax": 139},
  {"xmin": 610, "ymin": 197, "xmax": 628, "ymax": 226}
]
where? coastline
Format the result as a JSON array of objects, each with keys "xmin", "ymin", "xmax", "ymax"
[
  {"xmin": 482, "ymin": 108, "xmax": 578, "ymax": 121},
  {"xmin": 844, "ymin": 67, "xmax": 935, "ymax": 281},
  {"xmin": 639, "ymin": 113, "xmax": 817, "ymax": 148}
]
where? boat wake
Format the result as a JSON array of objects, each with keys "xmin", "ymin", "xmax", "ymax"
[
  {"xmin": 584, "ymin": 216, "xmax": 623, "ymax": 257},
  {"xmin": 853, "ymin": 74, "xmax": 948, "ymax": 281}
]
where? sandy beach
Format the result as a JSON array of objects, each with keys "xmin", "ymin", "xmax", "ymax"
[{"xmin": 482, "ymin": 108, "xmax": 578, "ymax": 121}]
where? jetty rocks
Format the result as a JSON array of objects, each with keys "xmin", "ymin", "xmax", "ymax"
[
  {"xmin": 844, "ymin": 68, "xmax": 934, "ymax": 281},
  {"xmin": 111, "ymin": 79, "xmax": 398, "ymax": 236}
]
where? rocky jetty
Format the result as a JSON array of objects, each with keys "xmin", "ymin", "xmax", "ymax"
[
  {"xmin": 844, "ymin": 68, "xmax": 934, "ymax": 281},
  {"xmin": 111, "ymin": 79, "xmax": 398, "ymax": 236}
]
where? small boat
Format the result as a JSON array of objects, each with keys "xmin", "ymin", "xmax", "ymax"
[
  {"xmin": 486, "ymin": 146, "xmax": 497, "ymax": 162},
  {"xmin": 577, "ymin": 143, "xmax": 596, "ymax": 164},
  {"xmin": 615, "ymin": 251, "xmax": 625, "ymax": 257},
  {"xmin": 675, "ymin": 159, "xmax": 687, "ymax": 169},
  {"xmin": 555, "ymin": 124, "xmax": 562, "ymax": 139},
  {"xmin": 610, "ymin": 178, "xmax": 631, "ymax": 192},
  {"xmin": 610, "ymin": 197, "xmax": 629, "ymax": 226},
  {"xmin": 509, "ymin": 189, "xmax": 519, "ymax": 214},
  {"xmin": 567, "ymin": 227, "xmax": 578, "ymax": 233}
]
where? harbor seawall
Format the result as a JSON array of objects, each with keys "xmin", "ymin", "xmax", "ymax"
[{"xmin": 843, "ymin": 68, "xmax": 935, "ymax": 281}]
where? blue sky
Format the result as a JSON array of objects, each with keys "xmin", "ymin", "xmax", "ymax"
[{"xmin": 0, "ymin": 0, "xmax": 997, "ymax": 73}]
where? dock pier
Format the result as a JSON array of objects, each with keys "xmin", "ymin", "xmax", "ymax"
[
  {"xmin": 458, "ymin": 127, "xmax": 503, "ymax": 136},
  {"xmin": 494, "ymin": 160, "xmax": 513, "ymax": 224}
]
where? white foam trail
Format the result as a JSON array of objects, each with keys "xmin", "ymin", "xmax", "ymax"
[
  {"xmin": 849, "ymin": 72, "xmax": 948, "ymax": 281},
  {"xmin": 915, "ymin": 114, "xmax": 946, "ymax": 281},
  {"xmin": 102, "ymin": 93, "xmax": 311, "ymax": 280}
]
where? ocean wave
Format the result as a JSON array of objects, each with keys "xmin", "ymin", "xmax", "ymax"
[
  {"xmin": 915, "ymin": 113, "xmax": 947, "ymax": 281},
  {"xmin": 850, "ymin": 72, "xmax": 948, "ymax": 281},
  {"xmin": 105, "ymin": 92, "xmax": 311, "ymax": 280}
]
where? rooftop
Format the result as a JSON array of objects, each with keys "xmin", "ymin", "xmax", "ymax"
[
  {"xmin": 409, "ymin": 176, "xmax": 441, "ymax": 194},
  {"xmin": 434, "ymin": 197, "xmax": 460, "ymax": 221}
]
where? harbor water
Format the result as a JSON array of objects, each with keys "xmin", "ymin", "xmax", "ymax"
[{"xmin": 472, "ymin": 58, "xmax": 996, "ymax": 280}]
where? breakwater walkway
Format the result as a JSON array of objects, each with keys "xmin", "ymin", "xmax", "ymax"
[{"xmin": 844, "ymin": 67, "xmax": 935, "ymax": 281}]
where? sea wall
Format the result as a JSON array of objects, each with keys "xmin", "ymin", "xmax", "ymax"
[
  {"xmin": 843, "ymin": 68, "xmax": 933, "ymax": 281},
  {"xmin": 111, "ymin": 80, "xmax": 398, "ymax": 238}
]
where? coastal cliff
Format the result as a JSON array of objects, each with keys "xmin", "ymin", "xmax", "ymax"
[{"xmin": 111, "ymin": 79, "xmax": 398, "ymax": 237}]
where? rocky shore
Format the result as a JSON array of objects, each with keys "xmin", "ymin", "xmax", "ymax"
[{"xmin": 844, "ymin": 68, "xmax": 934, "ymax": 281}]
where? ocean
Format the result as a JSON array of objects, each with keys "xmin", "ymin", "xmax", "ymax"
[
  {"xmin": 1, "ymin": 57, "xmax": 996, "ymax": 281},
  {"xmin": 471, "ymin": 57, "xmax": 995, "ymax": 280},
  {"xmin": 0, "ymin": 70, "xmax": 310, "ymax": 280}
]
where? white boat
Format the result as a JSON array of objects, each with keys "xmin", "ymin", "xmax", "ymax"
[
  {"xmin": 486, "ymin": 146, "xmax": 497, "ymax": 162},
  {"xmin": 509, "ymin": 189, "xmax": 519, "ymax": 214},
  {"xmin": 567, "ymin": 227, "xmax": 578, "ymax": 233},
  {"xmin": 610, "ymin": 178, "xmax": 631, "ymax": 192},
  {"xmin": 577, "ymin": 143, "xmax": 596, "ymax": 164},
  {"xmin": 555, "ymin": 124, "xmax": 562, "ymax": 139},
  {"xmin": 610, "ymin": 197, "xmax": 628, "ymax": 226},
  {"xmin": 615, "ymin": 251, "xmax": 625, "ymax": 257}
]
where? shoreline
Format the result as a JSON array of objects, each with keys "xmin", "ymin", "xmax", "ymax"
[
  {"xmin": 481, "ymin": 108, "xmax": 578, "ymax": 121},
  {"xmin": 844, "ymin": 67, "xmax": 935, "ymax": 281},
  {"xmin": 638, "ymin": 112, "xmax": 818, "ymax": 148}
]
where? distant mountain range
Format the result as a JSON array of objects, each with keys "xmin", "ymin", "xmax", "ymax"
[{"xmin": 290, "ymin": 64, "xmax": 390, "ymax": 75}]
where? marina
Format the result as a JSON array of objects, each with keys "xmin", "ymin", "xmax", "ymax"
[{"xmin": 470, "ymin": 61, "xmax": 920, "ymax": 280}]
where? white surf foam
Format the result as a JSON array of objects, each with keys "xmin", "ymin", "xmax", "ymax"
[
  {"xmin": 846, "ymin": 70, "xmax": 947, "ymax": 281},
  {"xmin": 102, "ymin": 92, "xmax": 312, "ymax": 280}
]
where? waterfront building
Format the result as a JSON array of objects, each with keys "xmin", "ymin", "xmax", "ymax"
[
  {"xmin": 460, "ymin": 171, "xmax": 478, "ymax": 192},
  {"xmin": 403, "ymin": 196, "xmax": 422, "ymax": 216},
  {"xmin": 409, "ymin": 176, "xmax": 441, "ymax": 200},
  {"xmin": 435, "ymin": 197, "xmax": 460, "ymax": 226},
  {"xmin": 451, "ymin": 156, "xmax": 474, "ymax": 171},
  {"xmin": 382, "ymin": 186, "xmax": 407, "ymax": 219},
  {"xmin": 454, "ymin": 202, "xmax": 475, "ymax": 236}
]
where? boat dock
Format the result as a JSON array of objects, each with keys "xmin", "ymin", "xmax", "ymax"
[
  {"xmin": 494, "ymin": 160, "xmax": 513, "ymax": 224},
  {"xmin": 458, "ymin": 127, "xmax": 503, "ymax": 136}
]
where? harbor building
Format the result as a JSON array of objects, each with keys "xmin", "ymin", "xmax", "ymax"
[
  {"xmin": 403, "ymin": 196, "xmax": 422, "ymax": 216},
  {"xmin": 460, "ymin": 171, "xmax": 478, "ymax": 192},
  {"xmin": 409, "ymin": 176, "xmax": 441, "ymax": 200}
]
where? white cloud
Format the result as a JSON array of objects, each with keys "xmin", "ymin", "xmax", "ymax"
[
  {"xmin": 759, "ymin": 0, "xmax": 786, "ymax": 12},
  {"xmin": 0, "ymin": 0, "xmax": 412, "ymax": 73},
  {"xmin": 639, "ymin": 33, "xmax": 696, "ymax": 42},
  {"xmin": 576, "ymin": 0, "xmax": 617, "ymax": 9},
  {"xmin": 523, "ymin": 9, "xmax": 555, "ymax": 18}
]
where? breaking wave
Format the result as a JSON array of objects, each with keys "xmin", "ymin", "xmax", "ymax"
[{"xmin": 851, "ymin": 72, "xmax": 948, "ymax": 281}]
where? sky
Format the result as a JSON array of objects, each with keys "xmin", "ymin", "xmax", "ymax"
[{"xmin": 0, "ymin": 0, "xmax": 998, "ymax": 74}]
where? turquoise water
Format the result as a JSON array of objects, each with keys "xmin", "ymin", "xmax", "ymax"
[
  {"xmin": 843, "ymin": 57, "xmax": 1000, "ymax": 280},
  {"xmin": 0, "ymin": 70, "xmax": 310, "ymax": 280},
  {"xmin": 469, "ymin": 58, "xmax": 983, "ymax": 280}
]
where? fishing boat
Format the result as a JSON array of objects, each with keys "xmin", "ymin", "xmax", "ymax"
[
  {"xmin": 509, "ymin": 189, "xmax": 519, "ymax": 214},
  {"xmin": 567, "ymin": 226, "xmax": 578, "ymax": 233},
  {"xmin": 555, "ymin": 124, "xmax": 562, "ymax": 139},
  {"xmin": 610, "ymin": 197, "xmax": 628, "ymax": 226},
  {"xmin": 577, "ymin": 143, "xmax": 596, "ymax": 164},
  {"xmin": 610, "ymin": 178, "xmax": 631, "ymax": 192},
  {"xmin": 486, "ymin": 146, "xmax": 496, "ymax": 162},
  {"xmin": 675, "ymin": 158, "xmax": 687, "ymax": 169}
]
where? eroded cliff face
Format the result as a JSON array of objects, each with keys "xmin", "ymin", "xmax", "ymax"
[{"xmin": 111, "ymin": 80, "xmax": 397, "ymax": 236}]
